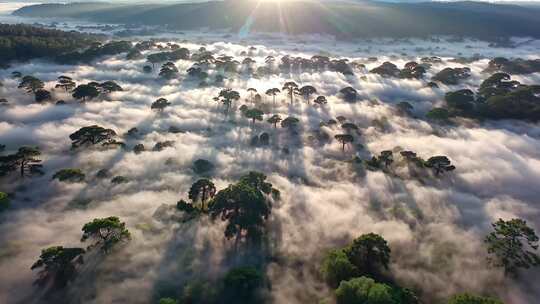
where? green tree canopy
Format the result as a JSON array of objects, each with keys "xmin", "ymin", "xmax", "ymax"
[
  {"xmin": 72, "ymin": 84, "xmax": 100, "ymax": 101},
  {"xmin": 244, "ymin": 108, "xmax": 264, "ymax": 125},
  {"xmin": 208, "ymin": 172, "xmax": 277, "ymax": 244},
  {"xmin": 448, "ymin": 293, "xmax": 504, "ymax": 304},
  {"xmin": 31, "ymin": 246, "xmax": 85, "ymax": 289},
  {"xmin": 321, "ymin": 248, "xmax": 358, "ymax": 288},
  {"xmin": 222, "ymin": 267, "xmax": 264, "ymax": 302},
  {"xmin": 52, "ymin": 168, "xmax": 86, "ymax": 183},
  {"xmin": 344, "ymin": 233, "xmax": 391, "ymax": 279},
  {"xmin": 0, "ymin": 146, "xmax": 43, "ymax": 178},
  {"xmin": 485, "ymin": 218, "xmax": 540, "ymax": 276},
  {"xmin": 69, "ymin": 125, "xmax": 117, "ymax": 149},
  {"xmin": 267, "ymin": 114, "xmax": 282, "ymax": 128},
  {"xmin": 18, "ymin": 75, "xmax": 44, "ymax": 93},
  {"xmin": 151, "ymin": 97, "xmax": 171, "ymax": 112},
  {"xmin": 188, "ymin": 178, "xmax": 216, "ymax": 208},
  {"xmin": 335, "ymin": 276, "xmax": 395, "ymax": 304},
  {"xmin": 81, "ymin": 216, "xmax": 131, "ymax": 252}
]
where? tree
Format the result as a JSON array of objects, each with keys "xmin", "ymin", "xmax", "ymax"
[
  {"xmin": 69, "ymin": 125, "xmax": 117, "ymax": 149},
  {"xmin": 432, "ymin": 67, "xmax": 471, "ymax": 85},
  {"xmin": 223, "ymin": 267, "xmax": 264, "ymax": 302},
  {"xmin": 147, "ymin": 52, "xmax": 168, "ymax": 68},
  {"xmin": 370, "ymin": 61, "xmax": 400, "ymax": 78},
  {"xmin": 335, "ymin": 134, "xmax": 354, "ymax": 151},
  {"xmin": 193, "ymin": 159, "xmax": 215, "ymax": 174},
  {"xmin": 247, "ymin": 88, "xmax": 257, "ymax": 102},
  {"xmin": 340, "ymin": 87, "xmax": 357, "ymax": 102},
  {"xmin": 55, "ymin": 75, "xmax": 76, "ymax": 92},
  {"xmin": 35, "ymin": 89, "xmax": 51, "ymax": 102},
  {"xmin": 188, "ymin": 178, "xmax": 216, "ymax": 209},
  {"xmin": 159, "ymin": 61, "xmax": 179, "ymax": 79},
  {"xmin": 396, "ymin": 101, "xmax": 413, "ymax": 115},
  {"xmin": 424, "ymin": 156, "xmax": 455, "ymax": 176},
  {"xmin": 399, "ymin": 61, "xmax": 426, "ymax": 79},
  {"xmin": 485, "ymin": 218, "xmax": 540, "ymax": 276},
  {"xmin": 208, "ymin": 172, "xmax": 276, "ymax": 244},
  {"xmin": 379, "ymin": 150, "xmax": 393, "ymax": 168},
  {"xmin": 99, "ymin": 81, "xmax": 123, "ymax": 93},
  {"xmin": 81, "ymin": 216, "xmax": 131, "ymax": 252},
  {"xmin": 52, "ymin": 168, "xmax": 85, "ymax": 183},
  {"xmin": 281, "ymin": 116, "xmax": 299, "ymax": 130},
  {"xmin": 344, "ymin": 233, "xmax": 391, "ymax": 278},
  {"xmin": 335, "ymin": 277, "xmax": 395, "ymax": 304},
  {"xmin": 341, "ymin": 122, "xmax": 358, "ymax": 133},
  {"xmin": 0, "ymin": 146, "xmax": 43, "ymax": 178},
  {"xmin": 151, "ymin": 97, "xmax": 171, "ymax": 112},
  {"xmin": 426, "ymin": 107, "xmax": 450, "ymax": 121},
  {"xmin": 321, "ymin": 249, "xmax": 358, "ymax": 288},
  {"xmin": 72, "ymin": 84, "xmax": 100, "ymax": 101},
  {"xmin": 267, "ymin": 114, "xmax": 282, "ymax": 128},
  {"xmin": 18, "ymin": 75, "xmax": 44, "ymax": 93},
  {"xmin": 265, "ymin": 88, "xmax": 280, "ymax": 105},
  {"xmin": 216, "ymin": 88, "xmax": 240, "ymax": 113},
  {"xmin": 314, "ymin": 95, "xmax": 327, "ymax": 106},
  {"xmin": 244, "ymin": 108, "xmax": 264, "ymax": 125},
  {"xmin": 448, "ymin": 293, "xmax": 504, "ymax": 304},
  {"xmin": 299, "ymin": 85, "xmax": 317, "ymax": 103},
  {"xmin": 31, "ymin": 246, "xmax": 85, "ymax": 289},
  {"xmin": 445, "ymin": 89, "xmax": 475, "ymax": 113},
  {"xmin": 282, "ymin": 81, "xmax": 299, "ymax": 104}
]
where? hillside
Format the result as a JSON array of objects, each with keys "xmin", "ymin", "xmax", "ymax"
[{"xmin": 13, "ymin": 0, "xmax": 540, "ymax": 39}]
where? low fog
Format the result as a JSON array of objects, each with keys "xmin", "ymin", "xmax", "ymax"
[{"xmin": 1, "ymin": 19, "xmax": 540, "ymax": 304}]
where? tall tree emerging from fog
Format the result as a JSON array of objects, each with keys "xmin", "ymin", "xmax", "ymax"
[
  {"xmin": 151, "ymin": 98, "xmax": 171, "ymax": 112},
  {"xmin": 72, "ymin": 84, "xmax": 100, "ymax": 101},
  {"xmin": 282, "ymin": 81, "xmax": 299, "ymax": 104},
  {"xmin": 208, "ymin": 172, "xmax": 278, "ymax": 245},
  {"xmin": 0, "ymin": 146, "xmax": 43, "ymax": 178},
  {"xmin": 69, "ymin": 125, "xmax": 117, "ymax": 149},
  {"xmin": 31, "ymin": 246, "xmax": 85, "ymax": 289},
  {"xmin": 485, "ymin": 218, "xmax": 540, "ymax": 276},
  {"xmin": 299, "ymin": 85, "xmax": 317, "ymax": 104},
  {"xmin": 81, "ymin": 217, "xmax": 131, "ymax": 252},
  {"xmin": 216, "ymin": 88, "xmax": 240, "ymax": 113},
  {"xmin": 267, "ymin": 114, "xmax": 282, "ymax": 128},
  {"xmin": 265, "ymin": 88, "xmax": 280, "ymax": 105},
  {"xmin": 18, "ymin": 75, "xmax": 44, "ymax": 93},
  {"xmin": 189, "ymin": 179, "xmax": 216, "ymax": 205},
  {"xmin": 55, "ymin": 75, "xmax": 76, "ymax": 92},
  {"xmin": 344, "ymin": 233, "xmax": 391, "ymax": 279}
]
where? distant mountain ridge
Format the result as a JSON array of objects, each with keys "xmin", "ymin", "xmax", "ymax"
[{"xmin": 12, "ymin": 0, "xmax": 540, "ymax": 39}]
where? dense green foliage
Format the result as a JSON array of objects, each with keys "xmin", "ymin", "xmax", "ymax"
[
  {"xmin": 448, "ymin": 293, "xmax": 504, "ymax": 304},
  {"xmin": 335, "ymin": 276, "xmax": 419, "ymax": 304},
  {"xmin": 31, "ymin": 246, "xmax": 85, "ymax": 288},
  {"xmin": 208, "ymin": 172, "xmax": 277, "ymax": 244},
  {"xmin": 485, "ymin": 218, "xmax": 540, "ymax": 276},
  {"xmin": 81, "ymin": 216, "xmax": 131, "ymax": 252},
  {"xmin": 434, "ymin": 74, "xmax": 540, "ymax": 121},
  {"xmin": 0, "ymin": 23, "xmax": 97, "ymax": 66},
  {"xmin": 52, "ymin": 168, "xmax": 86, "ymax": 183},
  {"xmin": 0, "ymin": 146, "xmax": 43, "ymax": 178}
]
